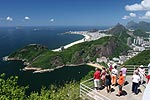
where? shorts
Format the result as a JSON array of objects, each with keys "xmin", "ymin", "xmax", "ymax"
[
  {"xmin": 94, "ymin": 79, "xmax": 100, "ymax": 88},
  {"xmin": 105, "ymin": 79, "xmax": 111, "ymax": 86}
]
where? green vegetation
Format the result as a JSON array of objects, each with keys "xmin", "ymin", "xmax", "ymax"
[
  {"xmin": 9, "ymin": 36, "xmax": 130, "ymax": 69},
  {"xmin": 8, "ymin": 23, "xmax": 131, "ymax": 69},
  {"xmin": 133, "ymin": 29, "xmax": 149, "ymax": 37},
  {"xmin": 124, "ymin": 50, "xmax": 150, "ymax": 65},
  {"xmin": 28, "ymin": 82, "xmax": 81, "ymax": 100},
  {"xmin": 0, "ymin": 69, "xmax": 95, "ymax": 100},
  {"xmin": 9, "ymin": 44, "xmax": 48, "ymax": 62},
  {"xmin": 0, "ymin": 73, "xmax": 27, "ymax": 100}
]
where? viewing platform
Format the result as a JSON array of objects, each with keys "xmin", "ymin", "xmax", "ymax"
[{"xmin": 80, "ymin": 65, "xmax": 149, "ymax": 100}]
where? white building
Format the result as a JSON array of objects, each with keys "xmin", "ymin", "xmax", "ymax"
[
  {"xmin": 96, "ymin": 56, "xmax": 108, "ymax": 63},
  {"xmin": 133, "ymin": 46, "xmax": 145, "ymax": 52}
]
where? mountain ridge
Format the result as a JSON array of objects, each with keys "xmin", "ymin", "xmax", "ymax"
[{"xmin": 126, "ymin": 21, "xmax": 150, "ymax": 31}]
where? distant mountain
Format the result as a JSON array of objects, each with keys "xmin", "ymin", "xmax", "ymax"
[
  {"xmin": 126, "ymin": 21, "xmax": 150, "ymax": 31},
  {"xmin": 107, "ymin": 23, "xmax": 127, "ymax": 35},
  {"xmin": 107, "ymin": 23, "xmax": 130, "ymax": 43}
]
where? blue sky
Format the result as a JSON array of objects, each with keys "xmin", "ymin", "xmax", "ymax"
[{"xmin": 0, "ymin": 0, "xmax": 150, "ymax": 26}]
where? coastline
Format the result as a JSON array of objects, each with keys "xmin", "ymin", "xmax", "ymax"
[
  {"xmin": 22, "ymin": 63, "xmax": 103, "ymax": 74},
  {"xmin": 52, "ymin": 32, "xmax": 90, "ymax": 52},
  {"xmin": 52, "ymin": 31, "xmax": 111, "ymax": 52},
  {"xmin": 3, "ymin": 30, "xmax": 109, "ymax": 73},
  {"xmin": 22, "ymin": 66, "xmax": 64, "ymax": 73}
]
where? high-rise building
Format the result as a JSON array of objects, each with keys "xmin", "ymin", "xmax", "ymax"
[{"xmin": 127, "ymin": 37, "xmax": 132, "ymax": 46}]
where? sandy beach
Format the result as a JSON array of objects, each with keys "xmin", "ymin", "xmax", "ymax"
[
  {"xmin": 52, "ymin": 33, "xmax": 90, "ymax": 51},
  {"xmin": 52, "ymin": 31, "xmax": 111, "ymax": 52}
]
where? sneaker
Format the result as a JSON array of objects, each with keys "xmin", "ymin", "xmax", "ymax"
[
  {"xmin": 116, "ymin": 94, "xmax": 120, "ymax": 97},
  {"xmin": 107, "ymin": 90, "xmax": 109, "ymax": 93}
]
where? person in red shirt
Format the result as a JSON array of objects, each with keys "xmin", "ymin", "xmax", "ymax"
[
  {"xmin": 145, "ymin": 72, "xmax": 150, "ymax": 84},
  {"xmin": 94, "ymin": 68, "xmax": 100, "ymax": 90}
]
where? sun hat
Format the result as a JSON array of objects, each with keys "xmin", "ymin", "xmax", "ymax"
[{"xmin": 140, "ymin": 65, "xmax": 144, "ymax": 68}]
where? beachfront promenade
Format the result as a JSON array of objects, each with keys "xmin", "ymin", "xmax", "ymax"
[{"xmin": 52, "ymin": 31, "xmax": 111, "ymax": 52}]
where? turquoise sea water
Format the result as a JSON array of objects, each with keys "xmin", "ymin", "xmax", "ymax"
[{"xmin": 0, "ymin": 26, "xmax": 108, "ymax": 93}]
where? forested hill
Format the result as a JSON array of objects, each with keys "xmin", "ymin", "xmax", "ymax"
[
  {"xmin": 107, "ymin": 23, "xmax": 127, "ymax": 35},
  {"xmin": 107, "ymin": 23, "xmax": 130, "ymax": 42},
  {"xmin": 8, "ymin": 36, "xmax": 130, "ymax": 69},
  {"xmin": 124, "ymin": 50, "xmax": 150, "ymax": 65}
]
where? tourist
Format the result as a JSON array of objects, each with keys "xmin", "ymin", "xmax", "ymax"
[
  {"xmin": 133, "ymin": 67, "xmax": 139, "ymax": 75},
  {"xmin": 100, "ymin": 67, "xmax": 106, "ymax": 87},
  {"xmin": 138, "ymin": 65, "xmax": 145, "ymax": 84},
  {"xmin": 116, "ymin": 71, "xmax": 124, "ymax": 96},
  {"xmin": 148, "ymin": 63, "xmax": 150, "ymax": 73},
  {"xmin": 94, "ymin": 68, "xmax": 100, "ymax": 90},
  {"xmin": 111, "ymin": 65, "xmax": 118, "ymax": 86},
  {"xmin": 108, "ymin": 62, "xmax": 113, "ymax": 71},
  {"xmin": 120, "ymin": 65, "xmax": 127, "ymax": 84},
  {"xmin": 105, "ymin": 70, "xmax": 111, "ymax": 93},
  {"xmin": 145, "ymin": 72, "xmax": 150, "ymax": 84},
  {"xmin": 132, "ymin": 71, "xmax": 140, "ymax": 94}
]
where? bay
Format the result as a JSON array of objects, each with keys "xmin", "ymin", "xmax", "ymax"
[{"xmin": 0, "ymin": 26, "xmax": 108, "ymax": 93}]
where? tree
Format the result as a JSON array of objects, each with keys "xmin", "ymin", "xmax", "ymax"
[{"xmin": 0, "ymin": 73, "xmax": 27, "ymax": 100}]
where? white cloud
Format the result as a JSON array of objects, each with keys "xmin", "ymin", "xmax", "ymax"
[
  {"xmin": 122, "ymin": 13, "xmax": 136, "ymax": 20},
  {"xmin": 125, "ymin": 4, "xmax": 143, "ymax": 11},
  {"xmin": 129, "ymin": 13, "xmax": 136, "ymax": 17},
  {"xmin": 6, "ymin": 16, "xmax": 13, "ymax": 21},
  {"xmin": 24, "ymin": 16, "xmax": 30, "ymax": 20},
  {"xmin": 122, "ymin": 15, "xmax": 130, "ymax": 20},
  {"xmin": 139, "ymin": 11, "xmax": 150, "ymax": 19},
  {"xmin": 141, "ymin": 0, "xmax": 150, "ymax": 10},
  {"xmin": 50, "ymin": 18, "xmax": 54, "ymax": 22},
  {"xmin": 125, "ymin": 0, "xmax": 150, "ymax": 11}
]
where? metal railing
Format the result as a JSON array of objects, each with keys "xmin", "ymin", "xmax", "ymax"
[
  {"xmin": 120, "ymin": 65, "xmax": 148, "ymax": 75},
  {"xmin": 80, "ymin": 78, "xmax": 111, "ymax": 100}
]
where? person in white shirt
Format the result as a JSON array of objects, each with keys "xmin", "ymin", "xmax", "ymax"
[
  {"xmin": 111, "ymin": 65, "xmax": 118, "ymax": 86},
  {"xmin": 138, "ymin": 65, "xmax": 145, "ymax": 84},
  {"xmin": 132, "ymin": 71, "xmax": 140, "ymax": 94}
]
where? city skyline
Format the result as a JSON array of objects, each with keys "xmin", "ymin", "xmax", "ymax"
[{"xmin": 0, "ymin": 0, "xmax": 150, "ymax": 26}]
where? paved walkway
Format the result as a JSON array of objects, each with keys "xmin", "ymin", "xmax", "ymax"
[
  {"xmin": 86, "ymin": 63, "xmax": 103, "ymax": 69},
  {"xmin": 96, "ymin": 76, "xmax": 146, "ymax": 100},
  {"xmin": 141, "ymin": 81, "xmax": 150, "ymax": 100}
]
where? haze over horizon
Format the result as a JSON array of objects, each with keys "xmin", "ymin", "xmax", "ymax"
[{"xmin": 0, "ymin": 0, "xmax": 150, "ymax": 26}]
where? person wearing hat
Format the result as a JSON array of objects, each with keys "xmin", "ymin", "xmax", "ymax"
[{"xmin": 139, "ymin": 65, "xmax": 145, "ymax": 84}]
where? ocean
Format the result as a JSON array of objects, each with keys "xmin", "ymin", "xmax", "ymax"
[{"xmin": 0, "ymin": 26, "xmax": 108, "ymax": 93}]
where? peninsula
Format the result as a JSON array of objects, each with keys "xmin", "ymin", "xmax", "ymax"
[{"xmin": 5, "ymin": 24, "xmax": 131, "ymax": 73}]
